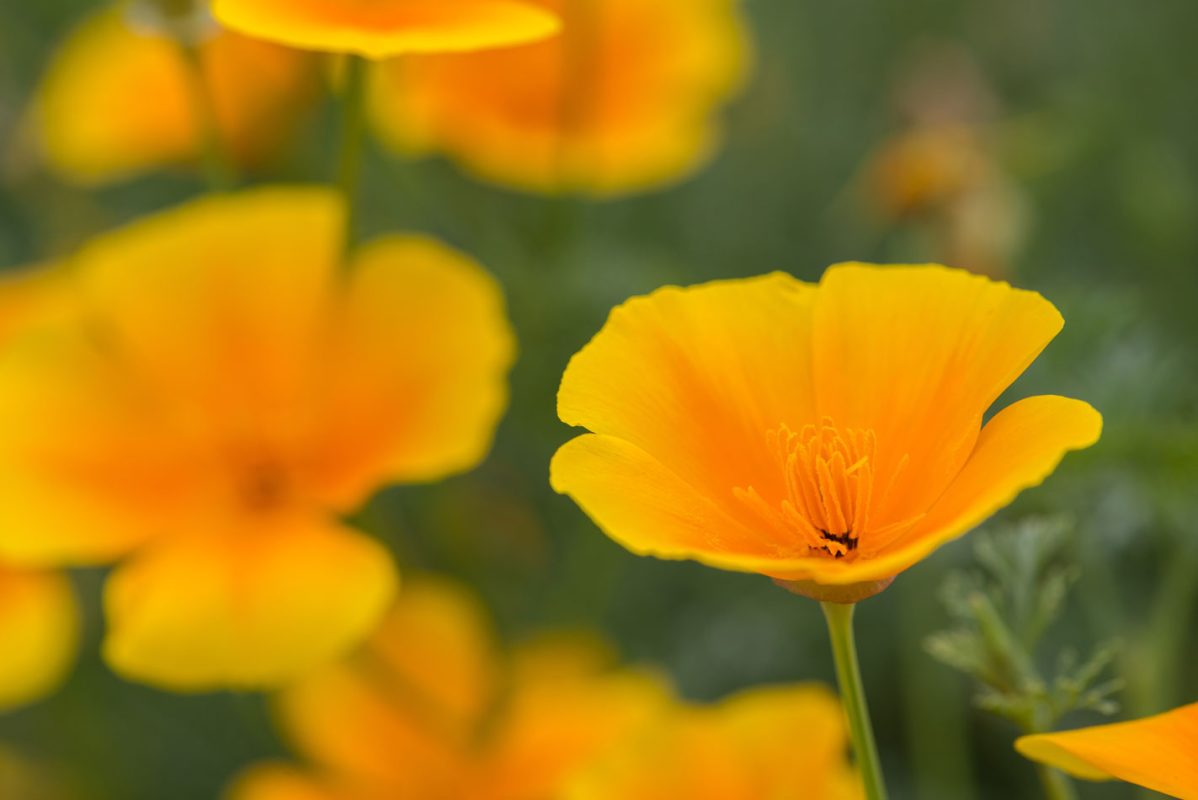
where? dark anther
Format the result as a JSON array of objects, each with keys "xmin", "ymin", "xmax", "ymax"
[{"xmin": 819, "ymin": 528, "xmax": 858, "ymax": 551}]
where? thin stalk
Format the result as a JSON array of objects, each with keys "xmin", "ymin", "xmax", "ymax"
[
  {"xmin": 1031, "ymin": 760, "xmax": 1078, "ymax": 800},
  {"xmin": 178, "ymin": 41, "xmax": 234, "ymax": 190},
  {"xmin": 1019, "ymin": 710, "xmax": 1078, "ymax": 800},
  {"xmin": 336, "ymin": 54, "xmax": 369, "ymax": 257},
  {"xmin": 821, "ymin": 602, "xmax": 888, "ymax": 800}
]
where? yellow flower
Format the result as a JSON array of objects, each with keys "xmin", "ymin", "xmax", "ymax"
[
  {"xmin": 0, "ymin": 269, "xmax": 81, "ymax": 711},
  {"xmin": 33, "ymin": 5, "xmax": 320, "ymax": 186},
  {"xmin": 551, "ymin": 265, "xmax": 1101, "ymax": 601},
  {"xmin": 211, "ymin": 0, "xmax": 562, "ymax": 59},
  {"xmin": 566, "ymin": 683, "xmax": 862, "ymax": 800},
  {"xmin": 1016, "ymin": 703, "xmax": 1198, "ymax": 799},
  {"xmin": 369, "ymin": 0, "xmax": 751, "ymax": 196},
  {"xmin": 227, "ymin": 577, "xmax": 669, "ymax": 799},
  {"xmin": 0, "ymin": 188, "xmax": 515, "ymax": 690},
  {"xmin": 0, "ymin": 567, "xmax": 78, "ymax": 711}
]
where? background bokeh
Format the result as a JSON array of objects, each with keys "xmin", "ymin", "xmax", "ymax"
[{"xmin": 2, "ymin": 0, "xmax": 1196, "ymax": 798}]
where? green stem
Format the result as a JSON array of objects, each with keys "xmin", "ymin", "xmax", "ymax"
[
  {"xmin": 1031, "ymin": 761, "xmax": 1078, "ymax": 800},
  {"xmin": 336, "ymin": 55, "xmax": 369, "ymax": 257},
  {"xmin": 178, "ymin": 41, "xmax": 234, "ymax": 190},
  {"xmin": 1025, "ymin": 732, "xmax": 1082, "ymax": 800},
  {"xmin": 821, "ymin": 602, "xmax": 888, "ymax": 800}
]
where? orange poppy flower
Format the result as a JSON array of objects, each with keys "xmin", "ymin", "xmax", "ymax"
[
  {"xmin": 369, "ymin": 0, "xmax": 750, "ymax": 196},
  {"xmin": 0, "ymin": 188, "xmax": 515, "ymax": 690},
  {"xmin": 0, "ymin": 566, "xmax": 78, "ymax": 711},
  {"xmin": 566, "ymin": 683, "xmax": 862, "ymax": 800},
  {"xmin": 227, "ymin": 577, "xmax": 669, "ymax": 799},
  {"xmin": 1016, "ymin": 703, "xmax": 1198, "ymax": 799},
  {"xmin": 32, "ymin": 5, "xmax": 319, "ymax": 185},
  {"xmin": 211, "ymin": 0, "xmax": 561, "ymax": 59},
  {"xmin": 551, "ymin": 265, "xmax": 1101, "ymax": 601},
  {"xmin": 0, "ymin": 269, "xmax": 81, "ymax": 711}
]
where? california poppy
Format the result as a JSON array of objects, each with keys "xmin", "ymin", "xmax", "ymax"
[
  {"xmin": 551, "ymin": 264, "xmax": 1101, "ymax": 601},
  {"xmin": 33, "ymin": 5, "xmax": 319, "ymax": 185},
  {"xmin": 0, "ymin": 566, "xmax": 78, "ymax": 711},
  {"xmin": 1016, "ymin": 703, "xmax": 1198, "ymax": 799},
  {"xmin": 566, "ymin": 683, "xmax": 862, "ymax": 800},
  {"xmin": 0, "ymin": 188, "xmax": 515, "ymax": 690},
  {"xmin": 0, "ymin": 269, "xmax": 80, "ymax": 711},
  {"xmin": 211, "ymin": 0, "xmax": 561, "ymax": 59},
  {"xmin": 228, "ymin": 577, "xmax": 669, "ymax": 799},
  {"xmin": 369, "ymin": 0, "xmax": 750, "ymax": 196}
]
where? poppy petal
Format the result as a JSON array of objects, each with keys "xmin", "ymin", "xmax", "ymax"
[
  {"xmin": 211, "ymin": 0, "xmax": 561, "ymax": 59},
  {"xmin": 309, "ymin": 235, "xmax": 514, "ymax": 507},
  {"xmin": 486, "ymin": 635, "xmax": 669, "ymax": 798},
  {"xmin": 550, "ymin": 434, "xmax": 781, "ymax": 564},
  {"xmin": 368, "ymin": 0, "xmax": 750, "ymax": 196},
  {"xmin": 558, "ymin": 273, "xmax": 817, "ymax": 504},
  {"xmin": 866, "ymin": 395, "xmax": 1101, "ymax": 579},
  {"xmin": 0, "ymin": 567, "xmax": 79, "ymax": 710},
  {"xmin": 34, "ymin": 7, "xmax": 317, "ymax": 185},
  {"xmin": 0, "ymin": 324, "xmax": 211, "ymax": 565},
  {"xmin": 276, "ymin": 579, "xmax": 497, "ymax": 792},
  {"xmin": 228, "ymin": 765, "xmax": 346, "ymax": 800},
  {"xmin": 1015, "ymin": 703, "xmax": 1198, "ymax": 798},
  {"xmin": 812, "ymin": 263, "xmax": 1065, "ymax": 522},
  {"xmin": 74, "ymin": 187, "xmax": 341, "ymax": 439},
  {"xmin": 102, "ymin": 517, "xmax": 397, "ymax": 690},
  {"xmin": 567, "ymin": 684, "xmax": 860, "ymax": 800}
]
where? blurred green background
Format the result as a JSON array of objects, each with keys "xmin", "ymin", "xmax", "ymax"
[{"xmin": 2, "ymin": 0, "xmax": 1197, "ymax": 798}]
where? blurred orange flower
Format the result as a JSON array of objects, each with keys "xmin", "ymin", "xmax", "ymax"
[
  {"xmin": 551, "ymin": 264, "xmax": 1101, "ymax": 601},
  {"xmin": 0, "ymin": 188, "xmax": 515, "ymax": 690},
  {"xmin": 566, "ymin": 683, "xmax": 862, "ymax": 800},
  {"xmin": 0, "ymin": 566, "xmax": 77, "ymax": 711},
  {"xmin": 369, "ymin": 0, "xmax": 751, "ymax": 196},
  {"xmin": 0, "ymin": 270, "xmax": 80, "ymax": 711},
  {"xmin": 228, "ymin": 577, "xmax": 669, "ymax": 799},
  {"xmin": 32, "ymin": 5, "xmax": 319, "ymax": 186},
  {"xmin": 1016, "ymin": 703, "xmax": 1198, "ymax": 799},
  {"xmin": 865, "ymin": 126, "xmax": 1027, "ymax": 278},
  {"xmin": 861, "ymin": 46, "xmax": 1027, "ymax": 277},
  {"xmin": 211, "ymin": 0, "xmax": 561, "ymax": 59}
]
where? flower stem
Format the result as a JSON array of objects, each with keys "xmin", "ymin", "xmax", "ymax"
[
  {"xmin": 1031, "ymin": 760, "xmax": 1078, "ymax": 800},
  {"xmin": 179, "ymin": 41, "xmax": 235, "ymax": 190},
  {"xmin": 336, "ymin": 55, "xmax": 369, "ymax": 258},
  {"xmin": 821, "ymin": 602, "xmax": 888, "ymax": 800}
]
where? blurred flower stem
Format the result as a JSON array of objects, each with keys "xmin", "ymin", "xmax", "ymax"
[
  {"xmin": 337, "ymin": 55, "xmax": 368, "ymax": 255},
  {"xmin": 821, "ymin": 602, "xmax": 888, "ymax": 800},
  {"xmin": 178, "ymin": 42, "xmax": 235, "ymax": 190}
]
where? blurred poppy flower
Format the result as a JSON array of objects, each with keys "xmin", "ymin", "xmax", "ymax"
[
  {"xmin": 0, "ymin": 270, "xmax": 80, "ymax": 711},
  {"xmin": 0, "ymin": 188, "xmax": 515, "ymax": 690},
  {"xmin": 228, "ymin": 577, "xmax": 669, "ymax": 799},
  {"xmin": 32, "ymin": 5, "xmax": 320, "ymax": 186},
  {"xmin": 211, "ymin": 0, "xmax": 561, "ymax": 59},
  {"xmin": 551, "ymin": 264, "xmax": 1101, "ymax": 602},
  {"xmin": 1016, "ymin": 703, "xmax": 1198, "ymax": 799},
  {"xmin": 566, "ymin": 683, "xmax": 862, "ymax": 800},
  {"xmin": 0, "ymin": 567, "xmax": 78, "ymax": 711},
  {"xmin": 861, "ymin": 46, "xmax": 1027, "ymax": 277},
  {"xmin": 369, "ymin": 0, "xmax": 751, "ymax": 196}
]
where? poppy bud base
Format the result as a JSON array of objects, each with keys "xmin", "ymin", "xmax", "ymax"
[{"xmin": 774, "ymin": 576, "xmax": 896, "ymax": 604}]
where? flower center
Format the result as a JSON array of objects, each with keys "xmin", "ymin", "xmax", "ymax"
[
  {"xmin": 735, "ymin": 419, "xmax": 914, "ymax": 561},
  {"xmin": 240, "ymin": 463, "xmax": 288, "ymax": 512}
]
